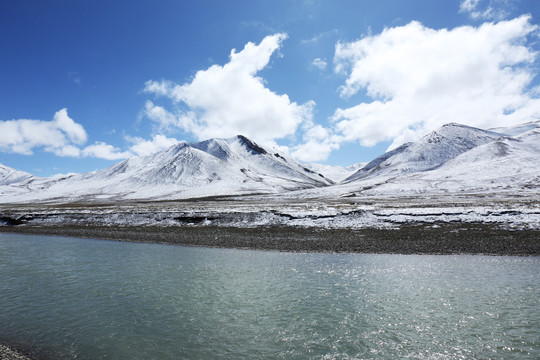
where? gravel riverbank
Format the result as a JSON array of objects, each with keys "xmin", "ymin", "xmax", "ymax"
[
  {"xmin": 0, "ymin": 345, "xmax": 33, "ymax": 360},
  {"xmin": 1, "ymin": 223, "xmax": 539, "ymax": 255}
]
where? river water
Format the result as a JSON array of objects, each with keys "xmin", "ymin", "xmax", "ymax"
[{"xmin": 0, "ymin": 233, "xmax": 538, "ymax": 359}]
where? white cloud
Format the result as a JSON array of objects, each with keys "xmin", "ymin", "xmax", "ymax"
[
  {"xmin": 291, "ymin": 125, "xmax": 341, "ymax": 162},
  {"xmin": 52, "ymin": 145, "xmax": 81, "ymax": 157},
  {"xmin": 301, "ymin": 29, "xmax": 339, "ymax": 44},
  {"xmin": 81, "ymin": 142, "xmax": 131, "ymax": 160},
  {"xmin": 332, "ymin": 15, "xmax": 540, "ymax": 150},
  {"xmin": 127, "ymin": 134, "xmax": 179, "ymax": 157},
  {"xmin": 0, "ymin": 109, "xmax": 149, "ymax": 161},
  {"xmin": 142, "ymin": 100, "xmax": 199, "ymax": 136},
  {"xmin": 142, "ymin": 100, "xmax": 186, "ymax": 132},
  {"xmin": 311, "ymin": 58, "xmax": 327, "ymax": 70},
  {"xmin": 144, "ymin": 33, "xmax": 314, "ymax": 143},
  {"xmin": 0, "ymin": 108, "xmax": 88, "ymax": 156},
  {"xmin": 460, "ymin": 0, "xmax": 481, "ymax": 12},
  {"xmin": 52, "ymin": 108, "xmax": 87, "ymax": 144},
  {"xmin": 459, "ymin": 0, "xmax": 512, "ymax": 20}
]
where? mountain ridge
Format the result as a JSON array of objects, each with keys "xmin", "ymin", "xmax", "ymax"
[
  {"xmin": 344, "ymin": 122, "xmax": 506, "ymax": 182},
  {"xmin": 0, "ymin": 164, "xmax": 36, "ymax": 186},
  {"xmin": 0, "ymin": 135, "xmax": 333, "ymax": 203},
  {"xmin": 326, "ymin": 121, "xmax": 540, "ymax": 197},
  {"xmin": 1, "ymin": 121, "xmax": 539, "ymax": 203}
]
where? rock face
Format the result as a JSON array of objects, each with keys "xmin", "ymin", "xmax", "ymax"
[{"xmin": 0, "ymin": 135, "xmax": 333, "ymax": 203}]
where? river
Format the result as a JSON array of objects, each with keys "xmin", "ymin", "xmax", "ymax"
[{"xmin": 0, "ymin": 233, "xmax": 538, "ymax": 359}]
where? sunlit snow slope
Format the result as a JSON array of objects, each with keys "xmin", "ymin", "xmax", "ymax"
[
  {"xmin": 1, "ymin": 121, "xmax": 539, "ymax": 203},
  {"xmin": 0, "ymin": 135, "xmax": 333, "ymax": 202},
  {"xmin": 336, "ymin": 121, "xmax": 540, "ymax": 196},
  {"xmin": 345, "ymin": 123, "xmax": 505, "ymax": 182},
  {"xmin": 0, "ymin": 164, "xmax": 35, "ymax": 186}
]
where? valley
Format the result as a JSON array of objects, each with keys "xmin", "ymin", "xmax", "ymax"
[{"xmin": 1, "ymin": 120, "xmax": 539, "ymax": 255}]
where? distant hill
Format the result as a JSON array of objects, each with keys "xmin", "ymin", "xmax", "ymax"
[
  {"xmin": 0, "ymin": 135, "xmax": 333, "ymax": 203},
  {"xmin": 0, "ymin": 164, "xmax": 35, "ymax": 186},
  {"xmin": 1, "ymin": 121, "xmax": 539, "ymax": 203},
  {"xmin": 344, "ymin": 123, "xmax": 504, "ymax": 182},
  {"xmin": 336, "ymin": 121, "xmax": 540, "ymax": 196}
]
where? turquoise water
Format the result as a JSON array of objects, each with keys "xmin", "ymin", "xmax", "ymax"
[{"xmin": 0, "ymin": 233, "xmax": 538, "ymax": 359}]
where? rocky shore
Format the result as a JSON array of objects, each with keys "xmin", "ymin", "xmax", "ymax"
[
  {"xmin": 0, "ymin": 345, "xmax": 33, "ymax": 360},
  {"xmin": 1, "ymin": 223, "xmax": 539, "ymax": 255}
]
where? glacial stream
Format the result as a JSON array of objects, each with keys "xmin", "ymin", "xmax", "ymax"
[{"xmin": 0, "ymin": 233, "xmax": 538, "ymax": 359}]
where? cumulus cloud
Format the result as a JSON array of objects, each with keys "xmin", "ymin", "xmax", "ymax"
[
  {"xmin": 332, "ymin": 15, "xmax": 540, "ymax": 150},
  {"xmin": 0, "ymin": 108, "xmax": 138, "ymax": 161},
  {"xmin": 291, "ymin": 125, "xmax": 341, "ymax": 162},
  {"xmin": 142, "ymin": 100, "xmax": 197, "ymax": 135},
  {"xmin": 53, "ymin": 145, "xmax": 81, "ymax": 157},
  {"xmin": 144, "ymin": 33, "xmax": 315, "ymax": 144},
  {"xmin": 0, "ymin": 108, "xmax": 88, "ymax": 156},
  {"xmin": 311, "ymin": 58, "xmax": 328, "ymax": 70},
  {"xmin": 127, "ymin": 134, "xmax": 179, "ymax": 157},
  {"xmin": 81, "ymin": 142, "xmax": 131, "ymax": 160},
  {"xmin": 52, "ymin": 108, "xmax": 87, "ymax": 144}
]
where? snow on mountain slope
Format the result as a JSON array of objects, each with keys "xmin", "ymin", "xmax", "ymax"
[
  {"xmin": 422, "ymin": 128, "xmax": 540, "ymax": 189},
  {"xmin": 0, "ymin": 135, "xmax": 333, "ymax": 203},
  {"xmin": 328, "ymin": 125, "xmax": 540, "ymax": 197},
  {"xmin": 1, "ymin": 122, "xmax": 538, "ymax": 204},
  {"xmin": 489, "ymin": 120, "xmax": 540, "ymax": 137},
  {"xmin": 344, "ymin": 123, "xmax": 505, "ymax": 183},
  {"xmin": 0, "ymin": 164, "xmax": 35, "ymax": 186}
]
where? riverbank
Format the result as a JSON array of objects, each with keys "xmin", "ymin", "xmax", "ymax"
[
  {"xmin": 0, "ymin": 344, "xmax": 33, "ymax": 360},
  {"xmin": 1, "ymin": 223, "xmax": 539, "ymax": 255}
]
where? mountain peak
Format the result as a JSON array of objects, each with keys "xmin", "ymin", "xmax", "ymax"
[
  {"xmin": 190, "ymin": 138, "xmax": 231, "ymax": 161},
  {"xmin": 0, "ymin": 164, "xmax": 35, "ymax": 186},
  {"xmin": 0, "ymin": 134, "xmax": 331, "ymax": 202},
  {"xmin": 167, "ymin": 141, "xmax": 189, "ymax": 153},
  {"xmin": 235, "ymin": 135, "xmax": 267, "ymax": 155},
  {"xmin": 345, "ymin": 122, "xmax": 503, "ymax": 182}
]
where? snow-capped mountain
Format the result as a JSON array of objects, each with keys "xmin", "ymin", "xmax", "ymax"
[
  {"xmin": 408, "ymin": 127, "xmax": 540, "ymax": 192},
  {"xmin": 345, "ymin": 123, "xmax": 505, "ymax": 183},
  {"xmin": 333, "ymin": 121, "xmax": 540, "ymax": 196},
  {"xmin": 0, "ymin": 135, "xmax": 333, "ymax": 202},
  {"xmin": 0, "ymin": 164, "xmax": 35, "ymax": 186},
  {"xmin": 489, "ymin": 120, "xmax": 540, "ymax": 137},
  {"xmin": 1, "ymin": 121, "xmax": 539, "ymax": 204}
]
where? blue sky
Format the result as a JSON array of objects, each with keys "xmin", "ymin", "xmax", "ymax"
[{"xmin": 1, "ymin": 0, "xmax": 540, "ymax": 176}]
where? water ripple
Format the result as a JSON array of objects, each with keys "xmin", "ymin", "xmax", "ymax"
[{"xmin": 0, "ymin": 233, "xmax": 539, "ymax": 359}]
